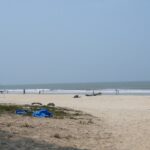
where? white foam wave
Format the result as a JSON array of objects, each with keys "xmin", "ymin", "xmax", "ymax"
[{"xmin": 1, "ymin": 89, "xmax": 150, "ymax": 95}]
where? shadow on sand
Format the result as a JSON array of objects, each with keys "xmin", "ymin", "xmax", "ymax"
[{"xmin": 0, "ymin": 130, "xmax": 87, "ymax": 150}]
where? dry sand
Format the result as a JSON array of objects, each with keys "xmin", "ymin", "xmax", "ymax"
[{"xmin": 0, "ymin": 94, "xmax": 150, "ymax": 150}]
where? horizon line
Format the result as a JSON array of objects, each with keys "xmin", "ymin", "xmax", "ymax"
[{"xmin": 1, "ymin": 81, "xmax": 150, "ymax": 86}]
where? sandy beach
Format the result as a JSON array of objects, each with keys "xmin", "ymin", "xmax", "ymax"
[{"xmin": 0, "ymin": 94, "xmax": 150, "ymax": 150}]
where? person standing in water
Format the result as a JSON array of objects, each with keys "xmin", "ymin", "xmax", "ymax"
[{"xmin": 115, "ymin": 89, "xmax": 119, "ymax": 95}]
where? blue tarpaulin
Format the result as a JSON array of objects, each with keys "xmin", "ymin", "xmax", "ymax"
[
  {"xmin": 16, "ymin": 109, "xmax": 27, "ymax": 115},
  {"xmin": 32, "ymin": 109, "xmax": 53, "ymax": 118}
]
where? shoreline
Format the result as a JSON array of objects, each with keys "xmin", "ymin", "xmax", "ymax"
[{"xmin": 1, "ymin": 89, "xmax": 150, "ymax": 95}]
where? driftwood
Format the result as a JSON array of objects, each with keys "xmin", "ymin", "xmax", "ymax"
[
  {"xmin": 86, "ymin": 92, "xmax": 102, "ymax": 97},
  {"xmin": 93, "ymin": 92, "xmax": 102, "ymax": 96},
  {"xmin": 73, "ymin": 95, "xmax": 80, "ymax": 98},
  {"xmin": 47, "ymin": 103, "xmax": 55, "ymax": 107},
  {"xmin": 31, "ymin": 102, "xmax": 43, "ymax": 106}
]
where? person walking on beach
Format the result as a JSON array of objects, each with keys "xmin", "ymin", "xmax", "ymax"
[{"xmin": 23, "ymin": 89, "xmax": 26, "ymax": 94}]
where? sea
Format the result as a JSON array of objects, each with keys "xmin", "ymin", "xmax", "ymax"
[{"xmin": 0, "ymin": 82, "xmax": 150, "ymax": 95}]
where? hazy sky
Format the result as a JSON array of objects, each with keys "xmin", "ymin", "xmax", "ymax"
[{"xmin": 0, "ymin": 0, "xmax": 150, "ymax": 84}]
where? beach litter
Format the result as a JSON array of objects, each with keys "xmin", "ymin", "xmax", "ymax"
[
  {"xmin": 16, "ymin": 108, "xmax": 53, "ymax": 118},
  {"xmin": 32, "ymin": 109, "xmax": 53, "ymax": 118},
  {"xmin": 16, "ymin": 109, "xmax": 28, "ymax": 115}
]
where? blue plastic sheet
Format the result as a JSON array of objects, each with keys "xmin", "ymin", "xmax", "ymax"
[
  {"xmin": 32, "ymin": 109, "xmax": 53, "ymax": 118},
  {"xmin": 16, "ymin": 109, "xmax": 27, "ymax": 115}
]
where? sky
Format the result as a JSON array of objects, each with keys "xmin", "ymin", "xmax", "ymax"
[{"xmin": 0, "ymin": 0, "xmax": 150, "ymax": 84}]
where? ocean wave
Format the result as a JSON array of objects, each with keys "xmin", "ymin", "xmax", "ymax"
[{"xmin": 1, "ymin": 89, "xmax": 150, "ymax": 95}]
